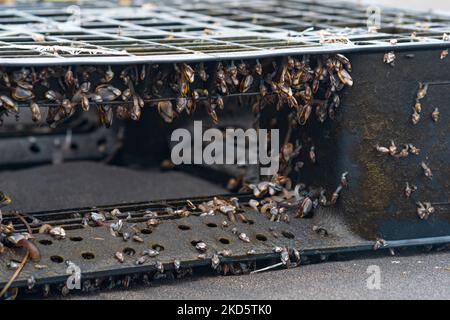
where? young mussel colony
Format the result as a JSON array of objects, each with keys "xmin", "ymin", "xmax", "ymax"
[
  {"xmin": 0, "ymin": 54, "xmax": 353, "ymax": 297},
  {"xmin": 0, "ymin": 54, "xmax": 352, "ymax": 126}
]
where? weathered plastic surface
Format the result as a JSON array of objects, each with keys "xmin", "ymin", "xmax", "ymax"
[
  {"xmin": 0, "ymin": 196, "xmax": 368, "ymax": 290},
  {"xmin": 330, "ymin": 49, "xmax": 450, "ymax": 240},
  {"xmin": 2, "ymin": 49, "xmax": 450, "ymax": 293}
]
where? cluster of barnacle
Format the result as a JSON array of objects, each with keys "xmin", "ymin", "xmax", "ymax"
[
  {"xmin": 410, "ymin": 83, "xmax": 440, "ymax": 125},
  {"xmin": 0, "ymin": 178, "xmax": 338, "ymax": 296},
  {"xmin": 247, "ymin": 54, "xmax": 353, "ymax": 126},
  {"xmin": 374, "ymin": 80, "xmax": 439, "ymax": 220},
  {"xmin": 0, "ymin": 55, "xmax": 354, "ymax": 295},
  {"xmin": 0, "ymin": 54, "xmax": 352, "ymax": 128},
  {"xmin": 167, "ymin": 197, "xmax": 302, "ymax": 270},
  {"xmin": 409, "ymin": 83, "xmax": 439, "ymax": 219},
  {"xmin": 192, "ymin": 56, "xmax": 355, "ymax": 226},
  {"xmin": 375, "ymin": 140, "xmax": 421, "ymax": 159},
  {"xmin": 198, "ymin": 55, "xmax": 353, "ymax": 222},
  {"xmin": 0, "ymin": 65, "xmax": 147, "ymax": 127},
  {"xmin": 195, "ymin": 165, "xmax": 349, "ymax": 236}
]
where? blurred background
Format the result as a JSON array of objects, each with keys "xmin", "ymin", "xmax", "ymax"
[
  {"xmin": 370, "ymin": 0, "xmax": 450, "ymax": 11},
  {"xmin": 0, "ymin": 0, "xmax": 448, "ymax": 11}
]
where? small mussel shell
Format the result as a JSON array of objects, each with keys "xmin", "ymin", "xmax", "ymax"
[
  {"xmin": 95, "ymin": 85, "xmax": 121, "ymax": 102},
  {"xmin": 143, "ymin": 249, "xmax": 159, "ymax": 257},
  {"xmin": 195, "ymin": 241, "xmax": 208, "ymax": 252},
  {"xmin": 238, "ymin": 233, "xmax": 251, "ymax": 243},
  {"xmin": 115, "ymin": 251, "xmax": 125, "ymax": 263},
  {"xmin": 157, "ymin": 100, "xmax": 175, "ymax": 123},
  {"xmin": 29, "ymin": 102, "xmax": 42, "ymax": 122},
  {"xmin": 0, "ymin": 95, "xmax": 18, "ymax": 112},
  {"xmin": 182, "ymin": 63, "xmax": 195, "ymax": 83},
  {"xmin": 12, "ymin": 86, "xmax": 35, "ymax": 101}
]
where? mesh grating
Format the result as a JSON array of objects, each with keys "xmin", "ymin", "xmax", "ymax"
[{"xmin": 0, "ymin": 0, "xmax": 449, "ymax": 65}]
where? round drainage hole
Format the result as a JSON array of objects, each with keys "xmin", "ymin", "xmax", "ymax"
[
  {"xmin": 256, "ymin": 234, "xmax": 267, "ymax": 241},
  {"xmin": 39, "ymin": 239, "xmax": 53, "ymax": 246},
  {"xmin": 29, "ymin": 144, "xmax": 40, "ymax": 154},
  {"xmin": 123, "ymin": 248, "xmax": 136, "ymax": 256},
  {"xmin": 81, "ymin": 252, "xmax": 95, "ymax": 260},
  {"xmin": 178, "ymin": 225, "xmax": 191, "ymax": 230},
  {"xmin": 218, "ymin": 238, "xmax": 230, "ymax": 245},
  {"xmin": 152, "ymin": 244, "xmax": 165, "ymax": 252},
  {"xmin": 141, "ymin": 228, "xmax": 152, "ymax": 234},
  {"xmin": 50, "ymin": 255, "xmax": 64, "ymax": 263},
  {"xmin": 70, "ymin": 143, "xmax": 79, "ymax": 151},
  {"xmin": 206, "ymin": 222, "xmax": 217, "ymax": 228},
  {"xmin": 69, "ymin": 236, "xmax": 83, "ymax": 242},
  {"xmin": 282, "ymin": 231, "xmax": 295, "ymax": 239}
]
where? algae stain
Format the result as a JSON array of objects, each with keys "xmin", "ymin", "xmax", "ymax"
[{"xmin": 363, "ymin": 161, "xmax": 394, "ymax": 211}]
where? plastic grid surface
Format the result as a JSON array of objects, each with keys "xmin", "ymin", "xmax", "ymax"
[{"xmin": 0, "ymin": 0, "xmax": 448, "ymax": 65}]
